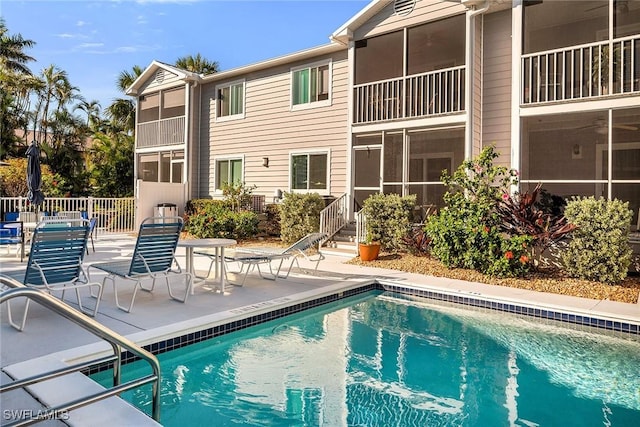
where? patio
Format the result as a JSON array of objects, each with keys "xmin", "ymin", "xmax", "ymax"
[{"xmin": 1, "ymin": 233, "xmax": 639, "ymax": 426}]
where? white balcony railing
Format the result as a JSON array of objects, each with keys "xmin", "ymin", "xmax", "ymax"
[
  {"xmin": 522, "ymin": 35, "xmax": 640, "ymax": 105},
  {"xmin": 137, "ymin": 116, "xmax": 185, "ymax": 148},
  {"xmin": 353, "ymin": 66, "xmax": 466, "ymax": 124}
]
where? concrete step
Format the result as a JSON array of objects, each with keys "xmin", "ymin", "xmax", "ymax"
[{"xmin": 320, "ymin": 245, "xmax": 357, "ymax": 258}]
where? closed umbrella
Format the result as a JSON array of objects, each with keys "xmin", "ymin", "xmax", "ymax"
[{"xmin": 26, "ymin": 141, "xmax": 45, "ymax": 208}]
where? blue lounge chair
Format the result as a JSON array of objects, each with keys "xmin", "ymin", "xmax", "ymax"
[
  {"xmin": 4, "ymin": 219, "xmax": 103, "ymax": 331},
  {"xmin": 195, "ymin": 232, "xmax": 327, "ymax": 286},
  {"xmin": 87, "ymin": 217, "xmax": 191, "ymax": 313}
]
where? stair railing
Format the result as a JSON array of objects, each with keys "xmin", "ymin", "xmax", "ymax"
[
  {"xmin": 355, "ymin": 209, "xmax": 367, "ymax": 247},
  {"xmin": 319, "ymin": 193, "xmax": 350, "ymax": 242}
]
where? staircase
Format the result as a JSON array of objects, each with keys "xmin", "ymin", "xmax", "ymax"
[{"xmin": 321, "ymin": 221, "xmax": 359, "ymax": 258}]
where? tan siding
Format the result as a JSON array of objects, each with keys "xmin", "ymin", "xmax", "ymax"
[
  {"xmin": 482, "ymin": 9, "xmax": 512, "ymax": 168},
  {"xmin": 139, "ymin": 70, "xmax": 183, "ymax": 93},
  {"xmin": 197, "ymin": 51, "xmax": 349, "ymax": 199},
  {"xmin": 355, "ymin": 1, "xmax": 466, "ymax": 40}
]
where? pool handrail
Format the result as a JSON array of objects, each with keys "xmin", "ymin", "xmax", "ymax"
[{"xmin": 0, "ymin": 277, "xmax": 161, "ymax": 425}]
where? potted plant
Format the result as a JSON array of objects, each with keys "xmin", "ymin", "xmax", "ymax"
[{"xmin": 359, "ymin": 228, "xmax": 381, "ymax": 261}]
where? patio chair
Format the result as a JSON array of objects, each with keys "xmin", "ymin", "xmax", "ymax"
[
  {"xmin": 86, "ymin": 217, "xmax": 97, "ymax": 254},
  {"xmin": 195, "ymin": 232, "xmax": 327, "ymax": 286},
  {"xmin": 4, "ymin": 219, "xmax": 103, "ymax": 331},
  {"xmin": 87, "ymin": 217, "xmax": 191, "ymax": 313}
]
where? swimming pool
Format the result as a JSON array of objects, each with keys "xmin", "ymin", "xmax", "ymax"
[{"xmin": 93, "ymin": 291, "xmax": 640, "ymax": 426}]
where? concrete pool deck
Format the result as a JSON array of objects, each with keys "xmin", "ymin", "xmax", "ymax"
[{"xmin": 1, "ymin": 233, "xmax": 639, "ymax": 425}]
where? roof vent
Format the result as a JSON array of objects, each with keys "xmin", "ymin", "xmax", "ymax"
[
  {"xmin": 155, "ymin": 70, "xmax": 165, "ymax": 84},
  {"xmin": 394, "ymin": 0, "xmax": 416, "ymax": 16}
]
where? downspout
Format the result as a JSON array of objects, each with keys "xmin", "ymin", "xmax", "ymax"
[{"xmin": 464, "ymin": 1, "xmax": 491, "ymax": 161}]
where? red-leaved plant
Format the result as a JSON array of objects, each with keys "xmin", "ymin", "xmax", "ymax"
[{"xmin": 496, "ymin": 183, "xmax": 576, "ymax": 267}]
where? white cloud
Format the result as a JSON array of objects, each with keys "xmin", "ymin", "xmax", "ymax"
[
  {"xmin": 76, "ymin": 20, "xmax": 87, "ymax": 27},
  {"xmin": 137, "ymin": 15, "xmax": 148, "ymax": 24},
  {"xmin": 78, "ymin": 42, "xmax": 105, "ymax": 49},
  {"xmin": 57, "ymin": 33, "xmax": 75, "ymax": 39}
]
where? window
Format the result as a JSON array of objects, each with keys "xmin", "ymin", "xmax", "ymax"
[
  {"xmin": 139, "ymin": 93, "xmax": 159, "ymax": 123},
  {"xmin": 290, "ymin": 152, "xmax": 328, "ymax": 191},
  {"xmin": 137, "ymin": 150, "xmax": 184, "ymax": 183},
  {"xmin": 216, "ymin": 158, "xmax": 243, "ymax": 190},
  {"xmin": 217, "ymin": 81, "xmax": 244, "ymax": 120},
  {"xmin": 291, "ymin": 62, "xmax": 331, "ymax": 108}
]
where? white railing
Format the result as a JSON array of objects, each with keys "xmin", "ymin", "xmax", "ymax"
[
  {"xmin": 137, "ymin": 116, "xmax": 185, "ymax": 148},
  {"xmin": 355, "ymin": 209, "xmax": 366, "ymax": 248},
  {"xmin": 521, "ymin": 35, "xmax": 640, "ymax": 105},
  {"xmin": 353, "ymin": 66, "xmax": 466, "ymax": 124},
  {"xmin": 319, "ymin": 193, "xmax": 349, "ymax": 241},
  {"xmin": 1, "ymin": 197, "xmax": 136, "ymax": 235}
]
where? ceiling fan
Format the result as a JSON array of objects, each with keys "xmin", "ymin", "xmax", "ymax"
[{"xmin": 577, "ymin": 118, "xmax": 639, "ymax": 134}]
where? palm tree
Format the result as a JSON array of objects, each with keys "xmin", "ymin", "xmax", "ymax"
[
  {"xmin": 0, "ymin": 19, "xmax": 37, "ymax": 157},
  {"xmin": 75, "ymin": 99, "xmax": 102, "ymax": 129},
  {"xmin": 175, "ymin": 53, "xmax": 219, "ymax": 75},
  {"xmin": 105, "ymin": 98, "xmax": 135, "ymax": 135},
  {"xmin": 0, "ymin": 18, "xmax": 35, "ymax": 75},
  {"xmin": 116, "ymin": 65, "xmax": 144, "ymax": 93},
  {"xmin": 33, "ymin": 64, "xmax": 69, "ymax": 145}
]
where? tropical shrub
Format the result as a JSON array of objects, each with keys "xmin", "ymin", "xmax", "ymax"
[
  {"xmin": 425, "ymin": 146, "xmax": 532, "ymax": 277},
  {"xmin": 184, "ymin": 199, "xmax": 259, "ymax": 239},
  {"xmin": 496, "ymin": 182, "xmax": 575, "ymax": 266},
  {"xmin": 221, "ymin": 181, "xmax": 257, "ymax": 212},
  {"xmin": 362, "ymin": 193, "xmax": 416, "ymax": 251},
  {"xmin": 561, "ymin": 197, "xmax": 633, "ymax": 283},
  {"xmin": 279, "ymin": 192, "xmax": 324, "ymax": 244},
  {"xmin": 402, "ymin": 224, "xmax": 431, "ymax": 256}
]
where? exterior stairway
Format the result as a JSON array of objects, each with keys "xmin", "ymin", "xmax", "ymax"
[{"xmin": 320, "ymin": 221, "xmax": 359, "ymax": 258}]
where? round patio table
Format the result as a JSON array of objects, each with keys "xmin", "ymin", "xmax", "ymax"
[{"xmin": 178, "ymin": 238, "xmax": 237, "ymax": 295}]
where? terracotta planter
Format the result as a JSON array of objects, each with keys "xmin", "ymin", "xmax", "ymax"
[{"xmin": 359, "ymin": 242, "xmax": 380, "ymax": 261}]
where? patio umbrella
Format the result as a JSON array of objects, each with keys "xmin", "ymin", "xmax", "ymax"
[{"xmin": 25, "ymin": 141, "xmax": 45, "ymax": 207}]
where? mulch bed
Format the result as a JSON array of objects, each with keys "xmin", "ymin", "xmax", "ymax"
[{"xmin": 347, "ymin": 253, "xmax": 640, "ymax": 304}]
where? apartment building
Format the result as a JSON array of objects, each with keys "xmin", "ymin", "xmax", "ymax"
[{"xmin": 127, "ymin": 0, "xmax": 640, "ymax": 233}]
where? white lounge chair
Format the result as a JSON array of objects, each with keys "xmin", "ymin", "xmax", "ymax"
[{"xmin": 195, "ymin": 232, "xmax": 327, "ymax": 286}]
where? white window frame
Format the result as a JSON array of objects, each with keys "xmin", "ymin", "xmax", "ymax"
[
  {"xmin": 214, "ymin": 155, "xmax": 245, "ymax": 193},
  {"xmin": 290, "ymin": 60, "xmax": 332, "ymax": 111},
  {"xmin": 215, "ymin": 80, "xmax": 246, "ymax": 122},
  {"xmin": 288, "ymin": 149, "xmax": 331, "ymax": 194}
]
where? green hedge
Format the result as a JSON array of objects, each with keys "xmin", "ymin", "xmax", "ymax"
[
  {"xmin": 279, "ymin": 192, "xmax": 324, "ymax": 244},
  {"xmin": 561, "ymin": 197, "xmax": 633, "ymax": 283},
  {"xmin": 184, "ymin": 199, "xmax": 258, "ymax": 239},
  {"xmin": 362, "ymin": 193, "xmax": 416, "ymax": 251}
]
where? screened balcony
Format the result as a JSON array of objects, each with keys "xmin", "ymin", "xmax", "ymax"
[
  {"xmin": 522, "ymin": 0, "xmax": 640, "ymax": 105},
  {"xmin": 137, "ymin": 116, "xmax": 186, "ymax": 148},
  {"xmin": 353, "ymin": 14, "xmax": 465, "ymax": 124},
  {"xmin": 136, "ymin": 87, "xmax": 186, "ymax": 148},
  {"xmin": 353, "ymin": 67, "xmax": 465, "ymax": 124}
]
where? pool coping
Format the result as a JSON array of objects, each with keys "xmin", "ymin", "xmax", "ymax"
[{"xmin": 4, "ymin": 276, "xmax": 640, "ymax": 426}]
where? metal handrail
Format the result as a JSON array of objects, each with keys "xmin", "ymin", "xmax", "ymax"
[
  {"xmin": 0, "ymin": 277, "xmax": 161, "ymax": 426},
  {"xmin": 319, "ymin": 193, "xmax": 349, "ymax": 242}
]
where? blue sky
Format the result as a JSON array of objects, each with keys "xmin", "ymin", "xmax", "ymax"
[{"xmin": 2, "ymin": 0, "xmax": 369, "ymax": 111}]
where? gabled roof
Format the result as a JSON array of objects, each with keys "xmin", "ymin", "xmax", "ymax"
[
  {"xmin": 330, "ymin": 0, "xmax": 393, "ymax": 44},
  {"xmin": 126, "ymin": 60, "xmax": 201, "ymax": 96}
]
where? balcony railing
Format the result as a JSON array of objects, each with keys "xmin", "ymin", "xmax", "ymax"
[
  {"xmin": 522, "ymin": 35, "xmax": 640, "ymax": 105},
  {"xmin": 353, "ymin": 66, "xmax": 466, "ymax": 124},
  {"xmin": 137, "ymin": 116, "xmax": 185, "ymax": 148}
]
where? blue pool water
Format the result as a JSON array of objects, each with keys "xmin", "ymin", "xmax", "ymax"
[{"xmin": 93, "ymin": 292, "xmax": 640, "ymax": 426}]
